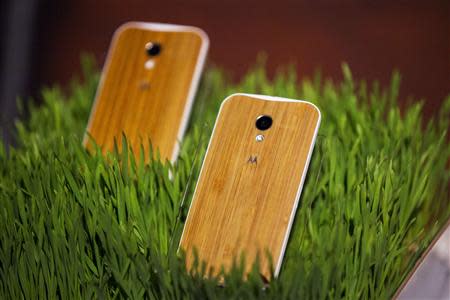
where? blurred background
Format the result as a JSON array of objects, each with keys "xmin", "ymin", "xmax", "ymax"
[
  {"xmin": 1, "ymin": 0, "xmax": 449, "ymax": 145},
  {"xmin": 0, "ymin": 0, "xmax": 449, "ymax": 297}
]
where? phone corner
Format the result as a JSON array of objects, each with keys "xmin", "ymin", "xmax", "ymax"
[
  {"xmin": 113, "ymin": 21, "xmax": 138, "ymax": 37},
  {"xmin": 219, "ymin": 93, "xmax": 243, "ymax": 110},
  {"xmin": 189, "ymin": 26, "xmax": 210, "ymax": 49},
  {"xmin": 302, "ymin": 101, "xmax": 322, "ymax": 126}
]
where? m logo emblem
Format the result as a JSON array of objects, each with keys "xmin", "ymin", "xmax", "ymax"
[{"xmin": 247, "ymin": 156, "xmax": 258, "ymax": 165}]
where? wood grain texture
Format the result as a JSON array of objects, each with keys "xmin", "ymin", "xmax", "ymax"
[
  {"xmin": 179, "ymin": 94, "xmax": 321, "ymax": 280},
  {"xmin": 83, "ymin": 22, "xmax": 207, "ymax": 162}
]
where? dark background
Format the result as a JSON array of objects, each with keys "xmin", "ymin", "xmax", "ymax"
[{"xmin": 1, "ymin": 0, "xmax": 449, "ymax": 144}]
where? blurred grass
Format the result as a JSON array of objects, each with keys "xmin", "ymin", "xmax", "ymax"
[{"xmin": 0, "ymin": 56, "xmax": 449, "ymax": 299}]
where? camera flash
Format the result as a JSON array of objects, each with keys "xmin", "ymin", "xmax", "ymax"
[
  {"xmin": 145, "ymin": 59, "xmax": 155, "ymax": 70},
  {"xmin": 256, "ymin": 134, "xmax": 264, "ymax": 142}
]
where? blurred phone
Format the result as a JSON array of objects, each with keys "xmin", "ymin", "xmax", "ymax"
[{"xmin": 84, "ymin": 22, "xmax": 209, "ymax": 162}]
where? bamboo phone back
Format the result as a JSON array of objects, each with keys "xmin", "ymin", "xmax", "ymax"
[
  {"xmin": 179, "ymin": 94, "xmax": 321, "ymax": 280},
  {"xmin": 83, "ymin": 22, "xmax": 209, "ymax": 162}
]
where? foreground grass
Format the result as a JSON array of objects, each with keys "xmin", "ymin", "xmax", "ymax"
[{"xmin": 0, "ymin": 59, "xmax": 449, "ymax": 299}]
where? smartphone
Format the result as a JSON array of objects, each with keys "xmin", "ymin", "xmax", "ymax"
[
  {"xmin": 179, "ymin": 93, "xmax": 321, "ymax": 280},
  {"xmin": 83, "ymin": 22, "xmax": 209, "ymax": 162}
]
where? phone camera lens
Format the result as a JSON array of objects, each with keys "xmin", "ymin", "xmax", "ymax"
[
  {"xmin": 145, "ymin": 42, "xmax": 161, "ymax": 56},
  {"xmin": 255, "ymin": 115, "xmax": 273, "ymax": 131}
]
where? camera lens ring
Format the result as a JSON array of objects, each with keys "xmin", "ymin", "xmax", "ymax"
[
  {"xmin": 145, "ymin": 42, "xmax": 161, "ymax": 56},
  {"xmin": 255, "ymin": 115, "xmax": 273, "ymax": 131}
]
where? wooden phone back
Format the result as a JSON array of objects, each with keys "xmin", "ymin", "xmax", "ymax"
[
  {"xmin": 179, "ymin": 94, "xmax": 321, "ymax": 280},
  {"xmin": 84, "ymin": 22, "xmax": 208, "ymax": 162}
]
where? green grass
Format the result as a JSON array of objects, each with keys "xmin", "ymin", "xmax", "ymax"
[{"xmin": 1, "ymin": 57, "xmax": 449, "ymax": 299}]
